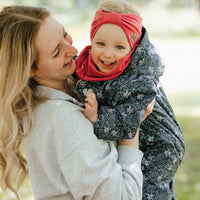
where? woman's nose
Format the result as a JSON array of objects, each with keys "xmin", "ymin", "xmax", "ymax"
[{"xmin": 64, "ymin": 42, "xmax": 78, "ymax": 57}]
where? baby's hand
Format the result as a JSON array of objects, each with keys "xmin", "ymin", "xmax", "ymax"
[{"xmin": 84, "ymin": 92, "xmax": 98, "ymax": 124}]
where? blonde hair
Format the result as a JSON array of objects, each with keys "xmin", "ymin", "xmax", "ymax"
[
  {"xmin": 99, "ymin": 0, "xmax": 140, "ymax": 15},
  {"xmin": 0, "ymin": 6, "xmax": 50, "ymax": 199}
]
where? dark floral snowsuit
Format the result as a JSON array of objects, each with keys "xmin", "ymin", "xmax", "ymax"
[{"xmin": 76, "ymin": 28, "xmax": 185, "ymax": 200}]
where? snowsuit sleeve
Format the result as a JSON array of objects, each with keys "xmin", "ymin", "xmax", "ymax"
[{"xmin": 94, "ymin": 74, "xmax": 158, "ymax": 140}]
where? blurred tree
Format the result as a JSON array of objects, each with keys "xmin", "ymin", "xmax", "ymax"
[
  {"xmin": 198, "ymin": 0, "xmax": 200, "ymax": 10},
  {"xmin": 169, "ymin": 0, "xmax": 197, "ymax": 7},
  {"xmin": 75, "ymin": 0, "xmax": 89, "ymax": 8},
  {"xmin": 13, "ymin": 0, "xmax": 23, "ymax": 3},
  {"xmin": 12, "ymin": 0, "xmax": 26, "ymax": 4}
]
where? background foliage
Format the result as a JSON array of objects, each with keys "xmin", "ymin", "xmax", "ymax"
[
  {"xmin": 0, "ymin": 0, "xmax": 200, "ymax": 199},
  {"xmin": 1, "ymin": 0, "xmax": 200, "ymax": 38}
]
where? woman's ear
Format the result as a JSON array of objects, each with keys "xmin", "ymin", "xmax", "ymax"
[
  {"xmin": 30, "ymin": 62, "xmax": 37, "ymax": 78},
  {"xmin": 30, "ymin": 69, "xmax": 36, "ymax": 78}
]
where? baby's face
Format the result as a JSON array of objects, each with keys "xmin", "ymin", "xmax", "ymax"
[{"xmin": 91, "ymin": 23, "xmax": 131, "ymax": 73}]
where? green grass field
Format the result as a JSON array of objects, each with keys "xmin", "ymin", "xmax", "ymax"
[{"xmin": 169, "ymin": 91, "xmax": 200, "ymax": 200}]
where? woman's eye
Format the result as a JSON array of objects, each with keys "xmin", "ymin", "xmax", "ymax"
[
  {"xmin": 116, "ymin": 45, "xmax": 124, "ymax": 50},
  {"xmin": 64, "ymin": 31, "xmax": 67, "ymax": 38},
  {"xmin": 97, "ymin": 42, "xmax": 105, "ymax": 46},
  {"xmin": 53, "ymin": 49, "xmax": 60, "ymax": 58}
]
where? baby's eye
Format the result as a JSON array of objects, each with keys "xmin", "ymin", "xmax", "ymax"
[
  {"xmin": 97, "ymin": 42, "xmax": 105, "ymax": 46},
  {"xmin": 116, "ymin": 45, "xmax": 124, "ymax": 50}
]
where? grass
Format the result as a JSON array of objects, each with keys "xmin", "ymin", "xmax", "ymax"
[{"xmin": 169, "ymin": 91, "xmax": 200, "ymax": 200}]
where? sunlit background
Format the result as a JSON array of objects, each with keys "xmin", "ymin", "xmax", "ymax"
[{"xmin": 0, "ymin": 0, "xmax": 200, "ymax": 199}]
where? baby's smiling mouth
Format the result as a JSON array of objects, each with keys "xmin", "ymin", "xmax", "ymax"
[{"xmin": 101, "ymin": 59, "xmax": 115, "ymax": 66}]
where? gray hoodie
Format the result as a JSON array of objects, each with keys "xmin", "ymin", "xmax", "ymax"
[{"xmin": 24, "ymin": 86, "xmax": 143, "ymax": 200}]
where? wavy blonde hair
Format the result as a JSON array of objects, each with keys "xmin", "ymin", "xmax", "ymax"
[
  {"xmin": 99, "ymin": 0, "xmax": 140, "ymax": 15},
  {"xmin": 0, "ymin": 6, "xmax": 51, "ymax": 199}
]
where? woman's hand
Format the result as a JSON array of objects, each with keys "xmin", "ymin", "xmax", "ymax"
[
  {"xmin": 84, "ymin": 92, "xmax": 98, "ymax": 124},
  {"xmin": 142, "ymin": 98, "xmax": 155, "ymax": 122}
]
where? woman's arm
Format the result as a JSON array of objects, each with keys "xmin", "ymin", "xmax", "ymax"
[
  {"xmin": 56, "ymin": 105, "xmax": 144, "ymax": 200},
  {"xmin": 60, "ymin": 137, "xmax": 143, "ymax": 200}
]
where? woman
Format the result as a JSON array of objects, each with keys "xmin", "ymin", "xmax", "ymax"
[{"xmin": 0, "ymin": 5, "xmax": 152, "ymax": 200}]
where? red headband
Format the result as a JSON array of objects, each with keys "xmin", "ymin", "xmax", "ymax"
[{"xmin": 90, "ymin": 9, "xmax": 143, "ymax": 49}]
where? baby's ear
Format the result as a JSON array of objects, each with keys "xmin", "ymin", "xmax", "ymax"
[{"xmin": 131, "ymin": 33, "xmax": 137, "ymax": 43}]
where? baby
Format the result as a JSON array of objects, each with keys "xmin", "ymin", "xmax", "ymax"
[{"xmin": 75, "ymin": 1, "xmax": 185, "ymax": 199}]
